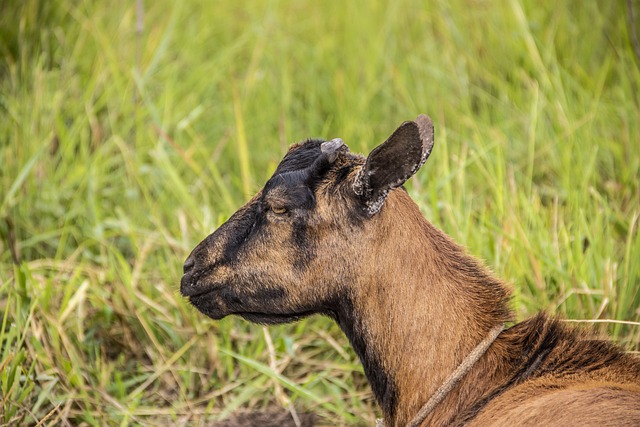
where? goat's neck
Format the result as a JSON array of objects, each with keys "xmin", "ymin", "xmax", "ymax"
[{"xmin": 336, "ymin": 193, "xmax": 512, "ymax": 426}]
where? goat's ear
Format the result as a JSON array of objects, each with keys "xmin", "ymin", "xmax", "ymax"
[{"xmin": 353, "ymin": 114, "xmax": 434, "ymax": 215}]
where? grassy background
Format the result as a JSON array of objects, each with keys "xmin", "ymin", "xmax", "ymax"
[{"xmin": 1, "ymin": 0, "xmax": 639, "ymax": 425}]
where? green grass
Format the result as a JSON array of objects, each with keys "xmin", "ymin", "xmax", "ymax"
[{"xmin": 1, "ymin": 0, "xmax": 639, "ymax": 425}]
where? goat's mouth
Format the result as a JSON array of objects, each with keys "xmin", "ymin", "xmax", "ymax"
[
  {"xmin": 192, "ymin": 296, "xmax": 316, "ymax": 325},
  {"xmin": 182, "ymin": 285, "xmax": 220, "ymax": 299},
  {"xmin": 185, "ymin": 282, "xmax": 314, "ymax": 325}
]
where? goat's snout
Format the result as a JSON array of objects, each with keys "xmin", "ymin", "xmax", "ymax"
[
  {"xmin": 183, "ymin": 254, "xmax": 196, "ymax": 274},
  {"xmin": 180, "ymin": 246, "xmax": 209, "ymax": 297},
  {"xmin": 179, "ymin": 266, "xmax": 198, "ymax": 297}
]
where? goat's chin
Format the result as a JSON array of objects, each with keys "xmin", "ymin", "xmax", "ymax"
[
  {"xmin": 191, "ymin": 306, "xmax": 228, "ymax": 321},
  {"xmin": 237, "ymin": 311, "xmax": 315, "ymax": 325},
  {"xmin": 188, "ymin": 294, "xmax": 229, "ymax": 320}
]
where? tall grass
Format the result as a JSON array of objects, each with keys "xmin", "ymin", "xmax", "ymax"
[{"xmin": 1, "ymin": 0, "xmax": 639, "ymax": 425}]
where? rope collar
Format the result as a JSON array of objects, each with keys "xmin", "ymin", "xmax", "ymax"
[{"xmin": 376, "ymin": 324, "xmax": 505, "ymax": 427}]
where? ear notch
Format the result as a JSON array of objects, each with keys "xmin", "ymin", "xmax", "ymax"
[{"xmin": 353, "ymin": 114, "xmax": 434, "ymax": 216}]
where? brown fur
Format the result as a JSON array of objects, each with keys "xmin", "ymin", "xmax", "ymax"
[
  {"xmin": 181, "ymin": 118, "xmax": 640, "ymax": 426},
  {"xmin": 339, "ymin": 190, "xmax": 640, "ymax": 426}
]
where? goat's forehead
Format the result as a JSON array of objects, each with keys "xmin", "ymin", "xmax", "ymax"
[
  {"xmin": 263, "ymin": 139, "xmax": 364, "ymax": 197},
  {"xmin": 274, "ymin": 139, "xmax": 325, "ymax": 175},
  {"xmin": 274, "ymin": 139, "xmax": 363, "ymax": 175}
]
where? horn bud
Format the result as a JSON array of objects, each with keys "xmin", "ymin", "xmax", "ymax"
[{"xmin": 321, "ymin": 138, "xmax": 346, "ymax": 163}]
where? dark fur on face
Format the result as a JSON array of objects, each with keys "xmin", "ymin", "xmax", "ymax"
[{"xmin": 181, "ymin": 137, "xmax": 364, "ymax": 325}]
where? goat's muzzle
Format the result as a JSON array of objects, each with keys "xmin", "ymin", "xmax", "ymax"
[
  {"xmin": 183, "ymin": 254, "xmax": 196, "ymax": 275},
  {"xmin": 179, "ymin": 253, "xmax": 231, "ymax": 321},
  {"xmin": 180, "ymin": 257, "xmax": 227, "ymax": 299}
]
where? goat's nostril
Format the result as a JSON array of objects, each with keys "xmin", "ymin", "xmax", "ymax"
[{"xmin": 183, "ymin": 256, "xmax": 196, "ymax": 274}]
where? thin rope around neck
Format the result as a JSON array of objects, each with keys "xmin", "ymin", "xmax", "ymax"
[
  {"xmin": 376, "ymin": 324, "xmax": 504, "ymax": 427},
  {"xmin": 406, "ymin": 324, "xmax": 504, "ymax": 427}
]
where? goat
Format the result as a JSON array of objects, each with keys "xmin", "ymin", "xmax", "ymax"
[{"xmin": 181, "ymin": 115, "xmax": 640, "ymax": 426}]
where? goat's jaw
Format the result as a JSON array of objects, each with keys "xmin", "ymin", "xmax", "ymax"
[
  {"xmin": 189, "ymin": 290, "xmax": 316, "ymax": 325},
  {"xmin": 184, "ymin": 276, "xmax": 316, "ymax": 325},
  {"xmin": 237, "ymin": 310, "xmax": 316, "ymax": 325}
]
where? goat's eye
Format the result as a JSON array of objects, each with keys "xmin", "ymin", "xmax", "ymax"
[{"xmin": 271, "ymin": 206, "xmax": 287, "ymax": 215}]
